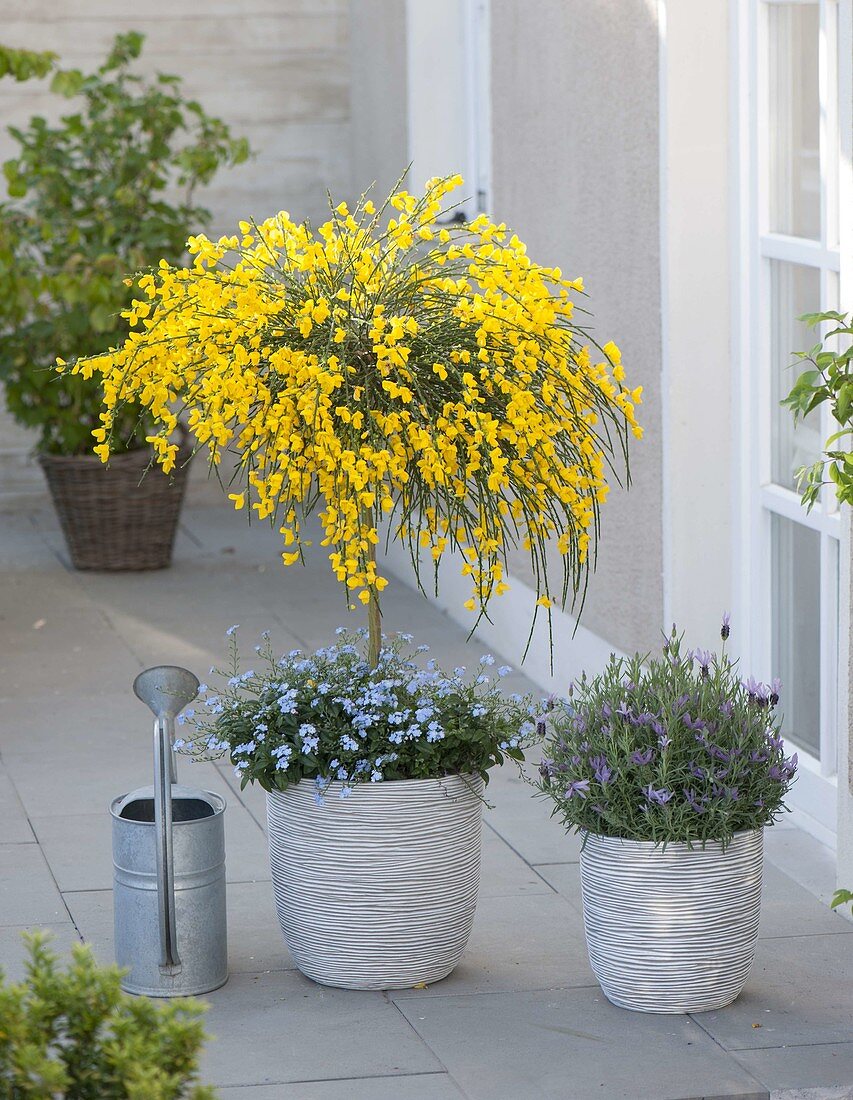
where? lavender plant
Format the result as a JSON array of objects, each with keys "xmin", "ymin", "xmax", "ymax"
[
  {"xmin": 537, "ymin": 619, "xmax": 797, "ymax": 846},
  {"xmin": 176, "ymin": 629, "xmax": 539, "ymax": 800}
]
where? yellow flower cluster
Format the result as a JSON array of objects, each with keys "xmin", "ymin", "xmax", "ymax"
[{"xmin": 61, "ymin": 174, "xmax": 642, "ymax": 617}]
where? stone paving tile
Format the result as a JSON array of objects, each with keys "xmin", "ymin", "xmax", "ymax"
[
  {"xmin": 0, "ymin": 767, "xmax": 34, "ymax": 844},
  {"xmin": 0, "ymin": 922, "xmax": 81, "ymax": 982},
  {"xmin": 216, "ymin": 1073, "xmax": 468, "ymax": 1098},
  {"xmin": 759, "ymin": 865, "xmax": 853, "ymax": 940},
  {"xmin": 395, "ymin": 986, "xmax": 768, "ymax": 1100},
  {"xmin": 200, "ymin": 969, "xmax": 443, "ymax": 1088},
  {"xmin": 0, "ymin": 843, "xmax": 67, "ymax": 926},
  {"xmin": 391, "ymin": 891, "xmax": 594, "ymax": 998},
  {"xmin": 692, "ymin": 934, "xmax": 853, "ymax": 1050},
  {"xmin": 764, "ymin": 829, "xmax": 839, "ymax": 906},
  {"xmin": 484, "ymin": 769, "xmax": 580, "ymax": 866},
  {"xmin": 479, "ymin": 828, "xmax": 553, "ymax": 899},
  {"xmin": 733, "ymin": 1044, "xmax": 853, "ymax": 1092}
]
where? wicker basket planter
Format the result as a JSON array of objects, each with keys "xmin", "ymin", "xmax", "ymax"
[
  {"xmin": 38, "ymin": 441, "xmax": 191, "ymax": 571},
  {"xmin": 579, "ymin": 828, "xmax": 763, "ymax": 1013},
  {"xmin": 267, "ymin": 774, "xmax": 484, "ymax": 990}
]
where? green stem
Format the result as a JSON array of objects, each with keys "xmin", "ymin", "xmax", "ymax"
[{"xmin": 365, "ymin": 505, "xmax": 381, "ymax": 668}]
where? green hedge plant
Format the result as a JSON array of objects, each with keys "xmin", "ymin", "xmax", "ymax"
[
  {"xmin": 0, "ymin": 32, "xmax": 249, "ymax": 454},
  {"xmin": 0, "ymin": 932, "xmax": 215, "ymax": 1098}
]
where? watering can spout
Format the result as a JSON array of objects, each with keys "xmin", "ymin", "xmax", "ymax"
[{"xmin": 133, "ymin": 665, "xmax": 200, "ymax": 973}]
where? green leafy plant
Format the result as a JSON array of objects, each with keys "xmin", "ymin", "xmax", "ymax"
[
  {"xmin": 176, "ymin": 627, "xmax": 540, "ymax": 796},
  {"xmin": 0, "ymin": 932, "xmax": 215, "ymax": 1098},
  {"xmin": 782, "ymin": 310, "xmax": 853, "ymax": 509},
  {"xmin": 0, "ymin": 32, "xmax": 249, "ymax": 454},
  {"xmin": 831, "ymin": 888, "xmax": 853, "ymax": 912},
  {"xmin": 536, "ymin": 619, "xmax": 797, "ymax": 846}
]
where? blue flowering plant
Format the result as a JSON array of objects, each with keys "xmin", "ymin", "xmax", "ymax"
[
  {"xmin": 537, "ymin": 620, "xmax": 797, "ymax": 846},
  {"xmin": 176, "ymin": 627, "xmax": 539, "ymax": 801}
]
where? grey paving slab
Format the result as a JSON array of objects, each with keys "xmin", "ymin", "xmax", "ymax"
[
  {"xmin": 765, "ymin": 828, "xmax": 839, "ymax": 906},
  {"xmin": 8, "ymin": 745, "xmax": 156, "ymax": 819},
  {"xmin": 484, "ymin": 769, "xmax": 580, "ymax": 866},
  {"xmin": 30, "ymin": 814, "xmax": 115, "ymax": 893},
  {"xmin": 734, "ymin": 1044, "xmax": 853, "ymax": 1092},
  {"xmin": 693, "ymin": 934, "xmax": 853, "ymax": 1050},
  {"xmin": 0, "ymin": 922, "xmax": 82, "ymax": 982},
  {"xmin": 0, "ymin": 767, "xmax": 34, "ymax": 844},
  {"xmin": 395, "ymin": 986, "xmax": 768, "ymax": 1100},
  {"xmin": 479, "ymin": 828, "xmax": 553, "ymax": 899},
  {"xmin": 759, "ymin": 865, "xmax": 853, "ymax": 939},
  {"xmin": 0, "ymin": 605, "xmax": 141, "ymax": 696},
  {"xmin": 391, "ymin": 890, "xmax": 593, "ymax": 998},
  {"xmin": 0, "ymin": 843, "xmax": 67, "ymax": 926},
  {"xmin": 216, "ymin": 1073, "xmax": 467, "ymax": 1099},
  {"xmin": 199, "ymin": 969, "xmax": 443, "ymax": 1088}
]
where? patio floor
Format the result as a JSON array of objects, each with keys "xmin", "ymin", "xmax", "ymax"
[{"xmin": 1, "ymin": 491, "xmax": 852, "ymax": 1100}]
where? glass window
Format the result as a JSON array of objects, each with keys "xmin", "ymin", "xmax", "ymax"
[
  {"xmin": 769, "ymin": 259, "xmax": 822, "ymax": 490},
  {"xmin": 767, "ymin": 3, "xmax": 821, "ymax": 239},
  {"xmin": 771, "ymin": 514, "xmax": 821, "ymax": 755}
]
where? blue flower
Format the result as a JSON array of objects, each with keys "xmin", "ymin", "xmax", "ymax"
[{"xmin": 226, "ymin": 624, "xmax": 239, "ymax": 636}]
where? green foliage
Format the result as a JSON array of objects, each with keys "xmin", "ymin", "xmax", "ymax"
[
  {"xmin": 0, "ymin": 33, "xmax": 250, "ymax": 454},
  {"xmin": 831, "ymin": 888, "xmax": 853, "ymax": 912},
  {"xmin": 0, "ymin": 931, "xmax": 216, "ymax": 1098},
  {"xmin": 177, "ymin": 628, "xmax": 540, "ymax": 795},
  {"xmin": 782, "ymin": 311, "xmax": 853, "ymax": 510},
  {"xmin": 537, "ymin": 623, "xmax": 797, "ymax": 846}
]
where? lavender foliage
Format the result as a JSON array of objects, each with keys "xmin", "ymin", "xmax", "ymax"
[
  {"xmin": 537, "ymin": 622, "xmax": 797, "ymax": 846},
  {"xmin": 177, "ymin": 628, "xmax": 539, "ymax": 797}
]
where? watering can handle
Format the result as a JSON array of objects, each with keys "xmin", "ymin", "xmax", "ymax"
[{"xmin": 153, "ymin": 716, "xmax": 181, "ymax": 972}]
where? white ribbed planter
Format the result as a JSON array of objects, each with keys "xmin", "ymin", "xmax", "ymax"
[
  {"xmin": 267, "ymin": 774, "xmax": 484, "ymax": 989},
  {"xmin": 579, "ymin": 828, "xmax": 763, "ymax": 1013}
]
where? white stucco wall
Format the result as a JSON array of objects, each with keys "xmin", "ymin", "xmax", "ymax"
[{"xmin": 489, "ymin": 0, "xmax": 665, "ymax": 661}]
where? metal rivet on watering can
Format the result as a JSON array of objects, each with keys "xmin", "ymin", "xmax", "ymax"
[{"xmin": 110, "ymin": 666, "xmax": 228, "ymax": 997}]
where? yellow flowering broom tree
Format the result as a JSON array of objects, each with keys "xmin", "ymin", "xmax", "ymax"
[{"xmin": 60, "ymin": 174, "xmax": 642, "ymax": 665}]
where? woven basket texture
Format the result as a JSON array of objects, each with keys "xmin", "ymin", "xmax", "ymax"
[{"xmin": 39, "ymin": 442, "xmax": 191, "ymax": 571}]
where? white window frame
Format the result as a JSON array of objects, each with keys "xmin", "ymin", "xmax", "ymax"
[
  {"xmin": 734, "ymin": 0, "xmax": 852, "ymax": 841},
  {"xmin": 405, "ymin": 0, "xmax": 491, "ymax": 218}
]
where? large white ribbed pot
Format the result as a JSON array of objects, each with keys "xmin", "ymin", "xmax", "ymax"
[
  {"xmin": 267, "ymin": 774, "xmax": 484, "ymax": 989},
  {"xmin": 579, "ymin": 828, "xmax": 763, "ymax": 1013}
]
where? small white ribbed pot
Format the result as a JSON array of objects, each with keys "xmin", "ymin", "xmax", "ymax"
[
  {"xmin": 267, "ymin": 774, "xmax": 484, "ymax": 989},
  {"xmin": 579, "ymin": 828, "xmax": 763, "ymax": 1013}
]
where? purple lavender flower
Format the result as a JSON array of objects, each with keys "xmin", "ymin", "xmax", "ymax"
[
  {"xmin": 770, "ymin": 677, "xmax": 782, "ymax": 706},
  {"xmin": 720, "ymin": 700, "xmax": 734, "ymax": 719},
  {"xmin": 644, "ymin": 784, "xmax": 673, "ymax": 805},
  {"xmin": 683, "ymin": 712, "xmax": 706, "ymax": 731},
  {"xmin": 683, "ymin": 788, "xmax": 707, "ymax": 814},
  {"xmin": 589, "ymin": 754, "xmax": 614, "ymax": 785},
  {"xmin": 630, "ymin": 747, "xmax": 655, "ymax": 766},
  {"xmin": 721, "ymin": 612, "xmax": 730, "ymax": 640},
  {"xmin": 601, "ymin": 702, "xmax": 612, "ymax": 719},
  {"xmin": 563, "ymin": 779, "xmax": 590, "ymax": 800},
  {"xmin": 615, "ymin": 701, "xmax": 633, "ymax": 721},
  {"xmin": 658, "ymin": 733, "xmax": 672, "ymax": 751}
]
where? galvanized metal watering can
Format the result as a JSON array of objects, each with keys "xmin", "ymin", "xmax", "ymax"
[{"xmin": 110, "ymin": 666, "xmax": 228, "ymax": 997}]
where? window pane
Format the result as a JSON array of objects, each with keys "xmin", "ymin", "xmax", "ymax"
[
  {"xmin": 767, "ymin": 3, "xmax": 821, "ymax": 240},
  {"xmin": 770, "ymin": 259, "xmax": 822, "ymax": 490},
  {"xmin": 771, "ymin": 513, "xmax": 821, "ymax": 755}
]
